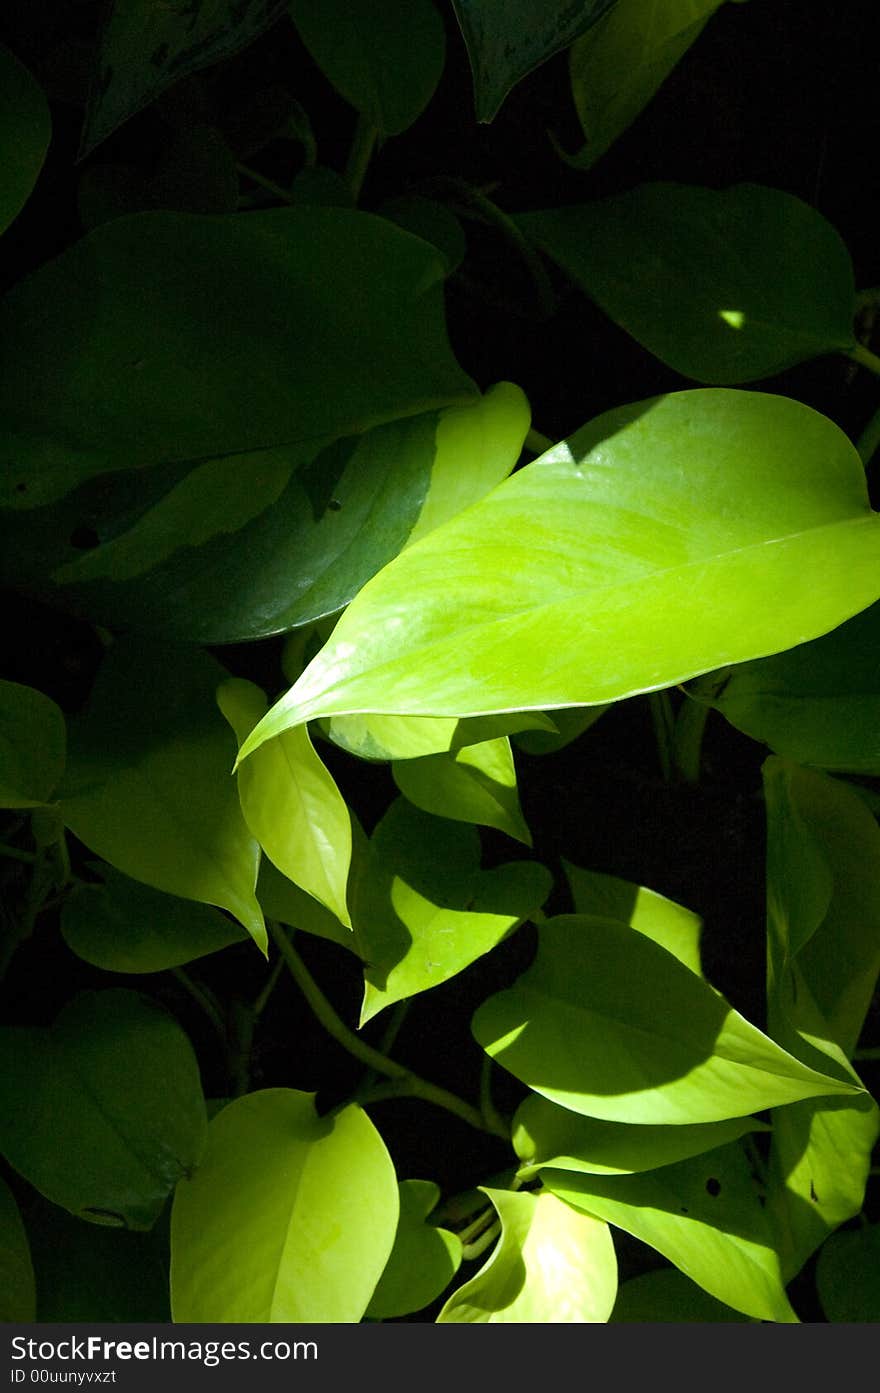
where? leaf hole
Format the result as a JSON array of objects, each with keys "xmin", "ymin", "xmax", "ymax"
[{"xmin": 705, "ymin": 1177, "xmax": 721, "ymax": 1197}]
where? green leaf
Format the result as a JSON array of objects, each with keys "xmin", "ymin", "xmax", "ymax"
[
  {"xmin": 816, "ymin": 1225, "xmax": 880, "ymax": 1323},
  {"xmin": 450, "ymin": 0, "xmax": 617, "ymax": 122},
  {"xmin": 565, "ymin": 0, "xmax": 724, "ymax": 170},
  {"xmin": 354, "ymin": 799, "xmax": 552, "ymax": 1024},
  {"xmin": 236, "ymin": 391, "xmax": 880, "ymax": 761},
  {"xmin": 170, "ymin": 1089, "xmax": 398, "ymax": 1322},
  {"xmin": 58, "ymin": 638, "xmax": 265, "ymax": 952},
  {"xmin": 80, "ymin": 0, "xmax": 291, "ymax": 156},
  {"xmin": 546, "ymin": 1142, "xmax": 799, "ymax": 1322},
  {"xmin": 437, "ymin": 1188, "xmax": 617, "ymax": 1322},
  {"xmin": 0, "ymin": 680, "xmax": 66, "ymax": 808},
  {"xmin": 518, "ymin": 185, "xmax": 855, "ymax": 383},
  {"xmin": 218, "ymin": 678, "xmax": 352, "ymax": 928},
  {"xmin": 325, "ymin": 710, "xmax": 554, "ymax": 763},
  {"xmin": 26, "ymin": 1197, "xmax": 171, "ymax": 1322},
  {"xmin": 687, "ymin": 601, "xmax": 880, "ymax": 774},
  {"xmin": 513, "ymin": 1093, "xmax": 769, "ymax": 1177},
  {"xmin": 611, "ymin": 1267, "xmax": 755, "ymax": 1322},
  {"xmin": 290, "ymin": 0, "xmax": 446, "ymax": 137},
  {"xmin": 0, "ymin": 207, "xmax": 474, "ymax": 510},
  {"xmin": 379, "ymin": 195, "xmax": 466, "ymax": 275},
  {"xmin": 0, "ymin": 43, "xmax": 51, "ymax": 236},
  {"xmin": 762, "ymin": 759, "xmax": 880, "ymax": 1280},
  {"xmin": 61, "ymin": 864, "xmax": 248, "ymax": 974},
  {"xmin": 472, "ymin": 916, "xmax": 863, "ymax": 1125},
  {"xmin": 0, "ymin": 1173, "xmax": 35, "ymax": 1322},
  {"xmin": 392, "ymin": 737, "xmax": 532, "ymax": 845},
  {"xmin": 512, "ymin": 704, "xmax": 609, "ymax": 755},
  {"xmin": 562, "ymin": 860, "xmax": 703, "ymax": 974},
  {"xmin": 0, "ymin": 989, "xmax": 206, "ymax": 1230},
  {"xmin": 365, "ymin": 1180, "xmax": 462, "ymax": 1319}
]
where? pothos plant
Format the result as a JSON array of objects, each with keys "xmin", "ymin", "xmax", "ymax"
[{"xmin": 1, "ymin": 0, "xmax": 879, "ymax": 1326}]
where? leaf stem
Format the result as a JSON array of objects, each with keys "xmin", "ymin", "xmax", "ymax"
[
  {"xmin": 343, "ymin": 115, "xmax": 378, "ymax": 204},
  {"xmin": 856, "ymin": 403, "xmax": 880, "ymax": 469},
  {"xmin": 672, "ymin": 694, "xmax": 711, "ymax": 784},
  {"xmin": 525, "ymin": 428, "xmax": 554, "ymax": 455},
  {"xmin": 461, "ymin": 1219, "xmax": 501, "ymax": 1261},
  {"xmin": 649, "ymin": 691, "xmax": 676, "ymax": 784},
  {"xmin": 0, "ymin": 842, "xmax": 38, "ymax": 864},
  {"xmin": 171, "ymin": 966, "xmax": 227, "ymax": 1043},
  {"xmin": 235, "ymin": 162, "xmax": 294, "ymax": 205},
  {"xmin": 269, "ymin": 921, "xmax": 507, "ymax": 1138},
  {"xmin": 479, "ymin": 1056, "xmax": 509, "ymax": 1137},
  {"xmin": 845, "ymin": 342, "xmax": 880, "ymax": 377},
  {"xmin": 251, "ymin": 953, "xmax": 285, "ymax": 1018}
]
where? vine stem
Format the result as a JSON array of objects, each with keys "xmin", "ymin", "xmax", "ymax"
[
  {"xmin": 846, "ymin": 342, "xmax": 880, "ymax": 377},
  {"xmin": 344, "ymin": 115, "xmax": 378, "ymax": 203},
  {"xmin": 649, "ymin": 691, "xmax": 676, "ymax": 784},
  {"xmin": 672, "ymin": 694, "xmax": 711, "ymax": 784},
  {"xmin": 171, "ymin": 967, "xmax": 227, "ymax": 1043},
  {"xmin": 269, "ymin": 921, "xmax": 507, "ymax": 1138},
  {"xmin": 235, "ymin": 162, "xmax": 294, "ymax": 205}
]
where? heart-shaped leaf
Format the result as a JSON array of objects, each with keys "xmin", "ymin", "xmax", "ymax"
[{"xmin": 365, "ymin": 1180, "xmax": 462, "ymax": 1319}]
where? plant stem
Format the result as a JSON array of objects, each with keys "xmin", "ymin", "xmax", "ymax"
[
  {"xmin": 235, "ymin": 162, "xmax": 294, "ymax": 205},
  {"xmin": 252, "ymin": 953, "xmax": 285, "ymax": 1018},
  {"xmin": 649, "ymin": 691, "xmax": 676, "ymax": 783},
  {"xmin": 269, "ymin": 922, "xmax": 506, "ymax": 1138},
  {"xmin": 525, "ymin": 428, "xmax": 554, "ymax": 455},
  {"xmin": 343, "ymin": 115, "xmax": 378, "ymax": 203},
  {"xmin": 479, "ymin": 1056, "xmax": 508, "ymax": 1137},
  {"xmin": 856, "ymin": 403, "xmax": 880, "ymax": 468},
  {"xmin": 845, "ymin": 342, "xmax": 880, "ymax": 377},
  {"xmin": 672, "ymin": 694, "xmax": 711, "ymax": 784},
  {"xmin": 0, "ymin": 842, "xmax": 38, "ymax": 864},
  {"xmin": 171, "ymin": 966, "xmax": 227, "ymax": 1043},
  {"xmin": 462, "ymin": 1220, "xmax": 501, "ymax": 1261}
]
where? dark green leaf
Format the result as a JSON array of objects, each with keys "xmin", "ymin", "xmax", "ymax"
[
  {"xmin": 0, "ymin": 1173, "xmax": 35, "ymax": 1321},
  {"xmin": 816, "ymin": 1225, "xmax": 880, "ymax": 1322},
  {"xmin": 0, "ymin": 44, "xmax": 51, "ymax": 236},
  {"xmin": 610, "ymin": 1267, "xmax": 755, "ymax": 1322},
  {"xmin": 0, "ymin": 680, "xmax": 66, "ymax": 808}
]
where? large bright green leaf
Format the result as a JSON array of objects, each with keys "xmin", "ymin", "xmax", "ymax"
[
  {"xmin": 687, "ymin": 601, "xmax": 880, "ymax": 773},
  {"xmin": 513, "ymin": 1093, "xmax": 769, "ymax": 1178},
  {"xmin": 611, "ymin": 1267, "xmax": 755, "ymax": 1322},
  {"xmin": 80, "ymin": 1, "xmax": 291, "ymax": 156},
  {"xmin": 218, "ymin": 678, "xmax": 352, "ymax": 928},
  {"xmin": 565, "ymin": 0, "xmax": 723, "ymax": 170},
  {"xmin": 58, "ymin": 638, "xmax": 265, "ymax": 951},
  {"xmin": 763, "ymin": 760, "xmax": 880, "ymax": 1280},
  {"xmin": 0, "ymin": 1173, "xmax": 35, "ymax": 1322},
  {"xmin": 170, "ymin": 1089, "xmax": 398, "ymax": 1322},
  {"xmin": 816, "ymin": 1225, "xmax": 880, "ymax": 1323},
  {"xmin": 0, "ymin": 680, "xmax": 66, "ymax": 809},
  {"xmin": 236, "ymin": 391, "xmax": 880, "ymax": 761},
  {"xmin": 437, "ymin": 1188, "xmax": 617, "ymax": 1322},
  {"xmin": 392, "ymin": 736, "xmax": 532, "ymax": 844},
  {"xmin": 450, "ymin": 0, "xmax": 617, "ymax": 122},
  {"xmin": 290, "ymin": 0, "xmax": 446, "ymax": 137},
  {"xmin": 61, "ymin": 864, "xmax": 248, "ymax": 974},
  {"xmin": 562, "ymin": 860, "xmax": 703, "ymax": 974},
  {"xmin": 546, "ymin": 1142, "xmax": 799, "ymax": 1322},
  {"xmin": 353, "ymin": 799, "xmax": 552, "ymax": 1024},
  {"xmin": 0, "ymin": 207, "xmax": 474, "ymax": 510},
  {"xmin": 518, "ymin": 185, "xmax": 856, "ymax": 383},
  {"xmin": 0, "ymin": 989, "xmax": 206, "ymax": 1230},
  {"xmin": 365, "ymin": 1180, "xmax": 462, "ymax": 1319},
  {"xmin": 0, "ymin": 44, "xmax": 51, "ymax": 236},
  {"xmin": 472, "ymin": 916, "xmax": 863, "ymax": 1124}
]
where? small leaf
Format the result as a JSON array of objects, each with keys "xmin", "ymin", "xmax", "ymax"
[
  {"xmin": 562, "ymin": 860, "xmax": 703, "ymax": 974},
  {"xmin": 472, "ymin": 916, "xmax": 863, "ymax": 1124},
  {"xmin": 0, "ymin": 1173, "xmax": 35, "ymax": 1322},
  {"xmin": 546, "ymin": 1142, "xmax": 799, "ymax": 1322},
  {"xmin": 0, "ymin": 989, "xmax": 207, "ymax": 1230},
  {"xmin": 392, "ymin": 736, "xmax": 532, "ymax": 844},
  {"xmin": 218, "ymin": 677, "xmax": 352, "ymax": 928},
  {"xmin": 325, "ymin": 710, "xmax": 554, "ymax": 763},
  {"xmin": 816, "ymin": 1225, "xmax": 880, "ymax": 1323},
  {"xmin": 61, "ymin": 864, "xmax": 247, "ymax": 974},
  {"xmin": 170, "ymin": 1089, "xmax": 398, "ymax": 1322},
  {"xmin": 519, "ymin": 185, "xmax": 855, "ymax": 383},
  {"xmin": 0, "ymin": 43, "xmax": 51, "ymax": 236},
  {"xmin": 513, "ymin": 704, "xmax": 609, "ymax": 755},
  {"xmin": 0, "ymin": 679, "xmax": 66, "ymax": 808},
  {"xmin": 366, "ymin": 1180, "xmax": 462, "ymax": 1319},
  {"xmin": 290, "ymin": 0, "xmax": 446, "ymax": 137},
  {"xmin": 437, "ymin": 1188, "xmax": 617, "ymax": 1322}
]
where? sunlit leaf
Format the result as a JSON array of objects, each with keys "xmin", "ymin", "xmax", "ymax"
[
  {"xmin": 236, "ymin": 391, "xmax": 880, "ymax": 761},
  {"xmin": 218, "ymin": 678, "xmax": 352, "ymax": 928},
  {"xmin": 59, "ymin": 638, "xmax": 265, "ymax": 951},
  {"xmin": 816, "ymin": 1225, "xmax": 880, "ymax": 1323},
  {"xmin": 61, "ymin": 863, "xmax": 247, "ymax": 974},
  {"xmin": 519, "ymin": 185, "xmax": 855, "ymax": 383},
  {"xmin": 513, "ymin": 1093, "xmax": 769, "ymax": 1178},
  {"xmin": 610, "ymin": 1267, "xmax": 755, "ymax": 1322},
  {"xmin": 562, "ymin": 860, "xmax": 703, "ymax": 974},
  {"xmin": 437, "ymin": 1188, "xmax": 617, "ymax": 1322},
  {"xmin": 365, "ymin": 1180, "xmax": 462, "ymax": 1319},
  {"xmin": 0, "ymin": 990, "xmax": 206, "ymax": 1230},
  {"xmin": 170, "ymin": 1089, "xmax": 398, "ymax": 1322},
  {"xmin": 392, "ymin": 737, "xmax": 532, "ymax": 844},
  {"xmin": 472, "ymin": 916, "xmax": 863, "ymax": 1124},
  {"xmin": 325, "ymin": 710, "xmax": 554, "ymax": 763},
  {"xmin": 290, "ymin": 0, "xmax": 446, "ymax": 137},
  {"xmin": 0, "ymin": 680, "xmax": 66, "ymax": 809},
  {"xmin": 546, "ymin": 1142, "xmax": 799, "ymax": 1322},
  {"xmin": 0, "ymin": 1173, "xmax": 35, "ymax": 1322},
  {"xmin": 0, "ymin": 44, "xmax": 51, "ymax": 237}
]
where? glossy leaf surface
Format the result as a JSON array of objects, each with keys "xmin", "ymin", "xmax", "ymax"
[
  {"xmin": 237, "ymin": 390, "xmax": 880, "ymax": 760},
  {"xmin": 0, "ymin": 44, "xmax": 51, "ymax": 236},
  {"xmin": 170, "ymin": 1090, "xmax": 398, "ymax": 1322},
  {"xmin": 59, "ymin": 639, "xmax": 264, "ymax": 950},
  {"xmin": 0, "ymin": 990, "xmax": 206, "ymax": 1229},
  {"xmin": 392, "ymin": 736, "xmax": 532, "ymax": 844},
  {"xmin": 61, "ymin": 864, "xmax": 247, "ymax": 974},
  {"xmin": 0, "ymin": 1173, "xmax": 35, "ymax": 1322},
  {"xmin": 816, "ymin": 1225, "xmax": 880, "ymax": 1322},
  {"xmin": 437, "ymin": 1188, "xmax": 617, "ymax": 1322},
  {"xmin": 519, "ymin": 185, "xmax": 855, "ymax": 382},
  {"xmin": 0, "ymin": 680, "xmax": 66, "ymax": 808},
  {"xmin": 546, "ymin": 1142, "xmax": 798, "ymax": 1322},
  {"xmin": 365, "ymin": 1180, "xmax": 462, "ymax": 1319},
  {"xmin": 472, "ymin": 916, "xmax": 862, "ymax": 1124},
  {"xmin": 290, "ymin": 0, "xmax": 446, "ymax": 136},
  {"xmin": 562, "ymin": 860, "xmax": 703, "ymax": 974}
]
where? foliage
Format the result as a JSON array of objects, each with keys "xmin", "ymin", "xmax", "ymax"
[{"xmin": 1, "ymin": 0, "xmax": 879, "ymax": 1326}]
